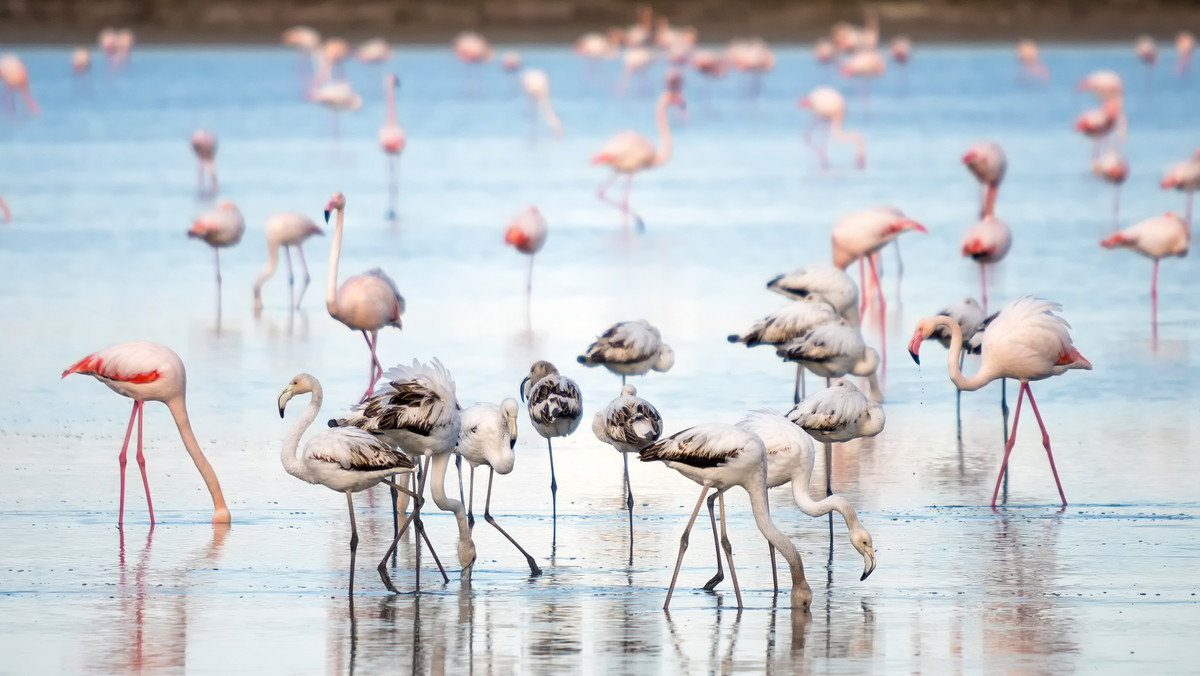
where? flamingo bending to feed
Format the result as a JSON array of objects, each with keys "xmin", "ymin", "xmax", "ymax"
[
  {"xmin": 776, "ymin": 320, "xmax": 883, "ymax": 402},
  {"xmin": 961, "ymin": 215, "xmax": 1012, "ymax": 313},
  {"xmin": 727, "ymin": 39, "xmax": 774, "ymax": 99},
  {"xmin": 798, "ymin": 87, "xmax": 865, "ymax": 170},
  {"xmin": 456, "ymin": 399, "xmax": 542, "ymax": 576},
  {"xmin": 278, "ymin": 373, "xmax": 431, "ymax": 594},
  {"xmin": 503, "ymin": 206, "xmax": 547, "ymax": 312},
  {"xmin": 698, "ymin": 410, "xmax": 875, "ymax": 592},
  {"xmin": 1100, "ymin": 212, "xmax": 1189, "ymax": 329},
  {"xmin": 1160, "ymin": 153, "xmax": 1200, "ymax": 226},
  {"xmin": 62, "ymin": 341, "xmax": 231, "ymax": 525},
  {"xmin": 188, "ymin": 201, "xmax": 244, "ymax": 316},
  {"xmin": 378, "ymin": 74, "xmax": 405, "ymax": 219},
  {"xmin": 323, "ymin": 192, "xmax": 405, "ymax": 402},
  {"xmin": 962, "ymin": 141, "xmax": 1006, "ymax": 219},
  {"xmin": 909, "ymin": 296, "xmax": 1092, "ymax": 507},
  {"xmin": 728, "ymin": 300, "xmax": 839, "ymax": 402},
  {"xmin": 519, "ymin": 69, "xmax": 562, "ymax": 139},
  {"xmin": 639, "ymin": 423, "xmax": 813, "ymax": 610},
  {"xmin": 1092, "ymin": 150, "xmax": 1129, "ymax": 227},
  {"xmin": 593, "ymin": 384, "xmax": 663, "ymax": 563},
  {"xmin": 0, "ymin": 54, "xmax": 38, "ymax": 115},
  {"xmin": 592, "ymin": 87, "xmax": 685, "ymax": 232},
  {"xmin": 329, "ymin": 358, "xmax": 467, "ymax": 588},
  {"xmin": 520, "ymin": 360, "xmax": 584, "ymax": 543},
  {"xmin": 577, "ymin": 319, "xmax": 675, "ymax": 387},
  {"xmin": 253, "ymin": 212, "xmax": 324, "ymax": 314},
  {"xmin": 190, "ymin": 129, "xmax": 218, "ymax": 197}
]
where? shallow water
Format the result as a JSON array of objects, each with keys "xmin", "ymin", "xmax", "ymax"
[{"xmin": 1, "ymin": 44, "xmax": 1199, "ymax": 674}]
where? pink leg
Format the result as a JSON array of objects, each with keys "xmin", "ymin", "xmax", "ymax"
[
  {"xmin": 1022, "ymin": 385, "xmax": 1067, "ymax": 507},
  {"xmin": 361, "ymin": 330, "xmax": 382, "ymax": 401},
  {"xmin": 1112, "ymin": 184, "xmax": 1121, "ymax": 230},
  {"xmin": 196, "ymin": 161, "xmax": 205, "ymax": 195},
  {"xmin": 991, "ymin": 382, "xmax": 1026, "ymax": 507},
  {"xmin": 134, "ymin": 400, "xmax": 155, "ymax": 524},
  {"xmin": 117, "ymin": 401, "xmax": 139, "ymax": 526},
  {"xmin": 1151, "ymin": 258, "xmax": 1159, "ymax": 331},
  {"xmin": 980, "ymin": 263, "xmax": 988, "ymax": 314},
  {"xmin": 867, "ymin": 253, "xmax": 886, "ymax": 371}
]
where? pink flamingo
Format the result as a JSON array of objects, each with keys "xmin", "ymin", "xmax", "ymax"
[
  {"xmin": 504, "ymin": 206, "xmax": 548, "ymax": 312},
  {"xmin": 71, "ymin": 47, "xmax": 91, "ymax": 75},
  {"xmin": 909, "ymin": 297, "xmax": 1092, "ymax": 507},
  {"xmin": 592, "ymin": 87, "xmax": 685, "ymax": 233},
  {"xmin": 814, "ymin": 39, "xmax": 836, "ymax": 65},
  {"xmin": 282, "ymin": 26, "xmax": 321, "ymax": 94},
  {"xmin": 519, "ymin": 69, "xmax": 563, "ymax": 139},
  {"xmin": 62, "ymin": 341, "xmax": 231, "ymax": 525},
  {"xmin": 890, "ymin": 36, "xmax": 912, "ymax": 93},
  {"xmin": 1136, "ymin": 35, "xmax": 1157, "ymax": 93},
  {"xmin": 839, "ymin": 49, "xmax": 885, "ymax": 106},
  {"xmin": 1160, "ymin": 153, "xmax": 1200, "ymax": 227},
  {"xmin": 1016, "ymin": 40, "xmax": 1049, "ymax": 82},
  {"xmin": 187, "ymin": 201, "xmax": 244, "ymax": 319},
  {"xmin": 0, "ymin": 54, "xmax": 38, "ymax": 115},
  {"xmin": 1091, "ymin": 150, "xmax": 1129, "ymax": 227},
  {"xmin": 1177, "ymin": 31, "xmax": 1195, "ymax": 77},
  {"xmin": 0, "ymin": 192, "xmax": 10, "ymax": 222},
  {"xmin": 190, "ymin": 129, "xmax": 218, "ymax": 197},
  {"xmin": 799, "ymin": 87, "xmax": 865, "ymax": 170},
  {"xmin": 453, "ymin": 31, "xmax": 493, "ymax": 94},
  {"xmin": 726, "ymin": 38, "xmax": 774, "ymax": 100},
  {"xmin": 962, "ymin": 141, "xmax": 1006, "ymax": 218},
  {"xmin": 960, "ymin": 215, "xmax": 1012, "ymax": 313},
  {"xmin": 324, "ymin": 192, "xmax": 405, "ymax": 402},
  {"xmin": 1101, "ymin": 212, "xmax": 1188, "ymax": 330},
  {"xmin": 253, "ymin": 212, "xmax": 324, "ymax": 315},
  {"xmin": 356, "ymin": 38, "xmax": 392, "ymax": 64},
  {"xmin": 501, "ymin": 51, "xmax": 521, "ymax": 73},
  {"xmin": 378, "ymin": 74, "xmax": 405, "ymax": 219}
]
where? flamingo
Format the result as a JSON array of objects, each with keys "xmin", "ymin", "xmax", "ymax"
[
  {"xmin": 577, "ymin": 319, "xmax": 675, "ymax": 387},
  {"xmin": 776, "ymin": 320, "xmax": 883, "ymax": 402},
  {"xmin": 593, "ymin": 384, "xmax": 664, "ymax": 563},
  {"xmin": 453, "ymin": 31, "xmax": 493, "ymax": 63},
  {"xmin": 1092, "ymin": 150, "xmax": 1129, "ymax": 228},
  {"xmin": 356, "ymin": 38, "xmax": 392, "ymax": 64},
  {"xmin": 455, "ymin": 399, "xmax": 541, "ymax": 575},
  {"xmin": 253, "ymin": 212, "xmax": 324, "ymax": 315},
  {"xmin": 278, "ymin": 373, "xmax": 430, "ymax": 594},
  {"xmin": 575, "ymin": 32, "xmax": 616, "ymax": 60},
  {"xmin": 961, "ymin": 215, "xmax": 1012, "ymax": 313},
  {"xmin": 311, "ymin": 77, "xmax": 362, "ymax": 143},
  {"xmin": 503, "ymin": 206, "xmax": 547, "ymax": 314},
  {"xmin": 962, "ymin": 141, "xmax": 1006, "ymax": 219},
  {"xmin": 282, "ymin": 26, "xmax": 321, "ymax": 94},
  {"xmin": 1160, "ymin": 154, "xmax": 1200, "ymax": 226},
  {"xmin": 619, "ymin": 46, "xmax": 654, "ymax": 97},
  {"xmin": 766, "ymin": 263, "xmax": 860, "ymax": 324},
  {"xmin": 839, "ymin": 49, "xmax": 886, "ymax": 105},
  {"xmin": 61, "ymin": 341, "xmax": 231, "ymax": 525},
  {"xmin": 187, "ymin": 201, "xmax": 244, "ymax": 318},
  {"xmin": 71, "ymin": 47, "xmax": 91, "ymax": 76},
  {"xmin": 814, "ymin": 39, "xmax": 836, "ymax": 64},
  {"xmin": 1074, "ymin": 101, "xmax": 1124, "ymax": 157},
  {"xmin": 831, "ymin": 8, "xmax": 879, "ymax": 52},
  {"xmin": 923, "ymin": 298, "xmax": 986, "ymax": 421},
  {"xmin": 726, "ymin": 38, "xmax": 774, "ymax": 99},
  {"xmin": 498, "ymin": 51, "xmax": 520, "ymax": 73},
  {"xmin": 519, "ymin": 69, "xmax": 563, "ymax": 139},
  {"xmin": 1177, "ymin": 31, "xmax": 1195, "ymax": 77},
  {"xmin": 378, "ymin": 73, "xmax": 405, "ymax": 219},
  {"xmin": 624, "ymin": 5, "xmax": 654, "ymax": 47},
  {"xmin": 1136, "ymin": 35, "xmax": 1157, "ymax": 92},
  {"xmin": 1016, "ymin": 39, "xmax": 1048, "ymax": 82},
  {"xmin": 323, "ymin": 192, "xmax": 405, "ymax": 402},
  {"xmin": 638, "ymin": 423, "xmax": 812, "ymax": 611},
  {"xmin": 691, "ymin": 49, "xmax": 727, "ymax": 106},
  {"xmin": 0, "ymin": 54, "xmax": 38, "ymax": 115},
  {"xmin": 728, "ymin": 300, "xmax": 839, "ymax": 403},
  {"xmin": 190, "ymin": 129, "xmax": 218, "ymax": 198},
  {"xmin": 329, "ymin": 358, "xmax": 468, "ymax": 588},
  {"xmin": 908, "ymin": 297, "xmax": 1092, "ymax": 507},
  {"xmin": 890, "ymin": 36, "xmax": 912, "ymax": 64},
  {"xmin": 798, "ymin": 87, "xmax": 865, "ymax": 170},
  {"xmin": 519, "ymin": 360, "xmax": 584, "ymax": 542},
  {"xmin": 322, "ymin": 38, "xmax": 350, "ymax": 79},
  {"xmin": 1100, "ymin": 212, "xmax": 1189, "ymax": 330}
]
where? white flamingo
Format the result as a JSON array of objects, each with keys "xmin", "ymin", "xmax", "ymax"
[
  {"xmin": 519, "ymin": 69, "xmax": 562, "ymax": 139},
  {"xmin": 253, "ymin": 212, "xmax": 324, "ymax": 315}
]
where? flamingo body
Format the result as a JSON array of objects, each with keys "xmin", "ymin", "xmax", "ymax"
[{"xmin": 578, "ymin": 320, "xmax": 675, "ymax": 379}]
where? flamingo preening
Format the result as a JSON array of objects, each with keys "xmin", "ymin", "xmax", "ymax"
[
  {"xmin": 503, "ymin": 206, "xmax": 548, "ymax": 320},
  {"xmin": 253, "ymin": 212, "xmax": 324, "ymax": 315},
  {"xmin": 960, "ymin": 215, "xmax": 1012, "ymax": 314}
]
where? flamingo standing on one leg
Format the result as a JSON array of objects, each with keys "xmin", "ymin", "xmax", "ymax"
[
  {"xmin": 1092, "ymin": 150, "xmax": 1129, "ymax": 228},
  {"xmin": 638, "ymin": 423, "xmax": 813, "ymax": 611},
  {"xmin": 253, "ymin": 212, "xmax": 324, "ymax": 315},
  {"xmin": 592, "ymin": 87, "xmax": 685, "ymax": 233},
  {"xmin": 960, "ymin": 215, "xmax": 1012, "ymax": 314},
  {"xmin": 909, "ymin": 297, "xmax": 1092, "ymax": 507},
  {"xmin": 455, "ymin": 398, "xmax": 542, "ymax": 576},
  {"xmin": 0, "ymin": 54, "xmax": 38, "ymax": 115},
  {"xmin": 190, "ymin": 129, "xmax": 218, "ymax": 198},
  {"xmin": 311, "ymin": 70, "xmax": 362, "ymax": 144},
  {"xmin": 378, "ymin": 74, "xmax": 405, "ymax": 220},
  {"xmin": 962, "ymin": 141, "xmax": 1006, "ymax": 219},
  {"xmin": 453, "ymin": 31, "xmax": 493, "ymax": 95},
  {"xmin": 1160, "ymin": 153, "xmax": 1200, "ymax": 227},
  {"xmin": 577, "ymin": 319, "xmax": 675, "ymax": 389},
  {"xmin": 503, "ymin": 206, "xmax": 548, "ymax": 321},
  {"xmin": 323, "ymin": 192, "xmax": 405, "ymax": 402},
  {"xmin": 798, "ymin": 87, "xmax": 865, "ymax": 170},
  {"xmin": 188, "ymin": 201, "xmax": 245, "ymax": 321},
  {"xmin": 62, "ymin": 341, "xmax": 231, "ymax": 525},
  {"xmin": 519, "ymin": 69, "xmax": 563, "ymax": 140},
  {"xmin": 1100, "ymin": 212, "xmax": 1189, "ymax": 332},
  {"xmin": 520, "ymin": 360, "xmax": 583, "ymax": 545},
  {"xmin": 593, "ymin": 384, "xmax": 664, "ymax": 564}
]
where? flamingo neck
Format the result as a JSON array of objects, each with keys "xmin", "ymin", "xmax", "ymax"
[
  {"xmin": 166, "ymin": 397, "xmax": 230, "ymax": 523},
  {"xmin": 830, "ymin": 117, "xmax": 865, "ymax": 163},
  {"xmin": 384, "ymin": 78, "xmax": 396, "ymax": 125},
  {"xmin": 428, "ymin": 452, "xmax": 476, "ymax": 570},
  {"xmin": 652, "ymin": 96, "xmax": 673, "ymax": 166},
  {"xmin": 982, "ymin": 183, "xmax": 998, "ymax": 218},
  {"xmin": 326, "ymin": 207, "xmax": 343, "ymax": 317},
  {"xmin": 745, "ymin": 472, "xmax": 811, "ymax": 609},
  {"xmin": 253, "ymin": 240, "xmax": 280, "ymax": 301},
  {"xmin": 929, "ymin": 316, "xmax": 994, "ymax": 391},
  {"xmin": 281, "ymin": 385, "xmax": 322, "ymax": 484}
]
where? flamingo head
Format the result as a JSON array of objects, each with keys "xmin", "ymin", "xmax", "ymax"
[
  {"xmin": 851, "ymin": 527, "xmax": 876, "ymax": 581},
  {"xmin": 324, "ymin": 191, "xmax": 346, "ymax": 222},
  {"xmin": 666, "ymin": 90, "xmax": 686, "ymax": 109},
  {"xmin": 961, "ymin": 149, "xmax": 977, "ymax": 165},
  {"xmin": 907, "ymin": 318, "xmax": 940, "ymax": 365},
  {"xmin": 1099, "ymin": 232, "xmax": 1128, "ymax": 249},
  {"xmin": 278, "ymin": 373, "xmax": 317, "ymax": 417},
  {"xmin": 888, "ymin": 216, "xmax": 926, "ymax": 235},
  {"xmin": 1160, "ymin": 173, "xmax": 1179, "ymax": 189}
]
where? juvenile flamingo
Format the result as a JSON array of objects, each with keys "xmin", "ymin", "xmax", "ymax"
[
  {"xmin": 323, "ymin": 192, "xmax": 405, "ymax": 402},
  {"xmin": 378, "ymin": 74, "xmax": 405, "ymax": 218},
  {"xmin": 962, "ymin": 141, "xmax": 1006, "ymax": 218},
  {"xmin": 253, "ymin": 212, "xmax": 324, "ymax": 314},
  {"xmin": 775, "ymin": 320, "xmax": 884, "ymax": 402},
  {"xmin": 356, "ymin": 38, "xmax": 392, "ymax": 64},
  {"xmin": 593, "ymin": 88, "xmax": 685, "ymax": 232},
  {"xmin": 577, "ymin": 319, "xmax": 675, "ymax": 387},
  {"xmin": 62, "ymin": 341, "xmax": 231, "ymax": 525},
  {"xmin": 0, "ymin": 54, "xmax": 38, "ymax": 115},
  {"xmin": 766, "ymin": 263, "xmax": 860, "ymax": 324},
  {"xmin": 593, "ymin": 384, "xmax": 663, "ymax": 563},
  {"xmin": 1100, "ymin": 212, "xmax": 1189, "ymax": 330},
  {"xmin": 909, "ymin": 297, "xmax": 1092, "ymax": 507},
  {"xmin": 638, "ymin": 423, "xmax": 812, "ymax": 611},
  {"xmin": 1091, "ymin": 150, "xmax": 1129, "ymax": 227},
  {"xmin": 798, "ymin": 87, "xmax": 865, "ymax": 170},
  {"xmin": 190, "ymin": 129, "xmax": 218, "ymax": 198},
  {"xmin": 520, "ymin": 360, "xmax": 584, "ymax": 543},
  {"xmin": 728, "ymin": 299, "xmax": 839, "ymax": 403},
  {"xmin": 960, "ymin": 215, "xmax": 1012, "ymax": 313},
  {"xmin": 924, "ymin": 298, "xmax": 986, "ymax": 421}
]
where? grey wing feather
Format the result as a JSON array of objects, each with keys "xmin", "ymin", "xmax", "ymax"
[{"xmin": 530, "ymin": 376, "xmax": 583, "ymax": 425}]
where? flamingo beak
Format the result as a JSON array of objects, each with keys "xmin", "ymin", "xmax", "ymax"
[
  {"xmin": 908, "ymin": 330, "xmax": 923, "ymax": 365},
  {"xmin": 902, "ymin": 219, "xmax": 927, "ymax": 233},
  {"xmin": 519, "ymin": 376, "xmax": 530, "ymax": 402},
  {"xmin": 323, "ymin": 208, "xmax": 331, "ymax": 223},
  {"xmin": 278, "ymin": 386, "xmax": 295, "ymax": 418},
  {"xmin": 861, "ymin": 549, "xmax": 877, "ymax": 581}
]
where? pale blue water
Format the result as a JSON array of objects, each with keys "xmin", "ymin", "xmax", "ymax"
[{"xmin": 1, "ymin": 44, "xmax": 1198, "ymax": 674}]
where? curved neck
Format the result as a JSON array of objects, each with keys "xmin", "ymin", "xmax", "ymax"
[
  {"xmin": 745, "ymin": 475, "xmax": 809, "ymax": 608},
  {"xmin": 789, "ymin": 465, "xmax": 859, "ymax": 526},
  {"xmin": 830, "ymin": 118, "xmax": 865, "ymax": 162},
  {"xmin": 930, "ymin": 317, "xmax": 993, "ymax": 391},
  {"xmin": 427, "ymin": 452, "xmax": 475, "ymax": 567},
  {"xmin": 166, "ymin": 397, "xmax": 230, "ymax": 521},
  {"xmin": 281, "ymin": 385, "xmax": 322, "ymax": 484},
  {"xmin": 538, "ymin": 98, "xmax": 562, "ymax": 137},
  {"xmin": 253, "ymin": 241, "xmax": 279, "ymax": 298},
  {"xmin": 384, "ymin": 78, "xmax": 396, "ymax": 125},
  {"xmin": 652, "ymin": 96, "xmax": 673, "ymax": 166},
  {"xmin": 326, "ymin": 207, "xmax": 343, "ymax": 317}
]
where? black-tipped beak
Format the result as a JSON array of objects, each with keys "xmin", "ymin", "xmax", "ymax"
[
  {"xmin": 519, "ymin": 376, "xmax": 530, "ymax": 402},
  {"xmin": 278, "ymin": 406, "xmax": 285, "ymax": 418},
  {"xmin": 909, "ymin": 350, "xmax": 920, "ymax": 366},
  {"xmin": 576, "ymin": 355, "xmax": 587, "ymax": 364},
  {"xmin": 323, "ymin": 209, "xmax": 331, "ymax": 223}
]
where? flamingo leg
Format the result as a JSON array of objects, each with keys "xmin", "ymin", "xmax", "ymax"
[
  {"xmin": 793, "ymin": 363, "xmax": 805, "ymax": 405},
  {"xmin": 1187, "ymin": 193, "xmax": 1193, "ymax": 230},
  {"xmin": 294, "ymin": 244, "xmax": 311, "ymax": 309},
  {"xmin": 980, "ymin": 263, "xmax": 988, "ymax": 314},
  {"xmin": 1023, "ymin": 385, "xmax": 1068, "ymax": 507},
  {"xmin": 484, "ymin": 468, "xmax": 542, "ymax": 575},
  {"xmin": 991, "ymin": 381, "xmax": 1026, "ymax": 508},
  {"xmin": 700, "ymin": 491, "xmax": 724, "ymax": 591},
  {"xmin": 361, "ymin": 330, "xmax": 382, "ymax": 402},
  {"xmin": 867, "ymin": 252, "xmax": 886, "ymax": 371},
  {"xmin": 208, "ymin": 161, "xmax": 218, "ymax": 197},
  {"xmin": 623, "ymin": 453, "xmax": 635, "ymax": 566},
  {"xmin": 213, "ymin": 248, "xmax": 223, "ymax": 318},
  {"xmin": 283, "ymin": 245, "xmax": 295, "ymax": 309},
  {"xmin": 387, "ymin": 155, "xmax": 398, "ymax": 219},
  {"xmin": 133, "ymin": 399, "xmax": 155, "ymax": 525},
  {"xmin": 346, "ymin": 491, "xmax": 359, "ymax": 595},
  {"xmin": 547, "ymin": 437, "xmax": 558, "ymax": 544},
  {"xmin": 468, "ymin": 464, "xmax": 477, "ymax": 528},
  {"xmin": 1151, "ymin": 258, "xmax": 1159, "ymax": 330},
  {"xmin": 623, "ymin": 173, "xmax": 644, "ymax": 233},
  {"xmin": 1112, "ymin": 184, "xmax": 1121, "ymax": 230},
  {"xmin": 117, "ymin": 401, "xmax": 139, "ymax": 526},
  {"xmin": 768, "ymin": 544, "xmax": 779, "ymax": 594},
  {"xmin": 858, "ymin": 259, "xmax": 867, "ymax": 323},
  {"xmin": 893, "ymin": 238, "xmax": 904, "ymax": 298},
  {"xmin": 196, "ymin": 161, "xmax": 206, "ymax": 196},
  {"xmin": 717, "ymin": 491, "xmax": 743, "ymax": 609},
  {"xmin": 665, "ymin": 485, "xmax": 710, "ymax": 609},
  {"xmin": 825, "ymin": 441, "xmax": 834, "ymax": 546}
]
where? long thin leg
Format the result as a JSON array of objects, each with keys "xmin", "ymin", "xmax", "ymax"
[
  {"xmin": 623, "ymin": 453, "xmax": 634, "ymax": 566},
  {"xmin": 955, "ymin": 350, "xmax": 965, "ymax": 437},
  {"xmin": 768, "ymin": 545, "xmax": 779, "ymax": 594},
  {"xmin": 213, "ymin": 248, "xmax": 223, "ymax": 324},
  {"xmin": 361, "ymin": 330, "xmax": 382, "ymax": 402},
  {"xmin": 665, "ymin": 485, "xmax": 710, "ymax": 609},
  {"xmin": 117, "ymin": 401, "xmax": 139, "ymax": 526},
  {"xmin": 867, "ymin": 252, "xmax": 886, "ymax": 372},
  {"xmin": 991, "ymin": 381, "xmax": 1027, "ymax": 507},
  {"xmin": 295, "ymin": 245, "xmax": 311, "ymax": 308},
  {"xmin": 377, "ymin": 461, "xmax": 444, "ymax": 592},
  {"xmin": 793, "ymin": 363, "xmax": 803, "ymax": 405},
  {"xmin": 134, "ymin": 400, "xmax": 155, "ymax": 525},
  {"xmin": 858, "ymin": 258, "xmax": 867, "ymax": 323},
  {"xmin": 893, "ymin": 238, "xmax": 904, "ymax": 299},
  {"xmin": 387, "ymin": 155, "xmax": 398, "ymax": 219},
  {"xmin": 701, "ymin": 492, "xmax": 724, "ymax": 590},
  {"xmin": 484, "ymin": 469, "xmax": 542, "ymax": 575},
  {"xmin": 1151, "ymin": 258, "xmax": 1159, "ymax": 331},
  {"xmin": 1023, "ymin": 386, "xmax": 1068, "ymax": 507},
  {"xmin": 980, "ymin": 263, "xmax": 988, "ymax": 315},
  {"xmin": 282, "ymin": 245, "xmax": 296, "ymax": 310},
  {"xmin": 346, "ymin": 492, "xmax": 359, "ymax": 595},
  {"xmin": 717, "ymin": 491, "xmax": 743, "ymax": 609},
  {"xmin": 464, "ymin": 462, "xmax": 475, "ymax": 529},
  {"xmin": 825, "ymin": 441, "xmax": 833, "ymax": 546},
  {"xmin": 547, "ymin": 437, "xmax": 558, "ymax": 544},
  {"xmin": 1112, "ymin": 184, "xmax": 1121, "ymax": 230}
]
